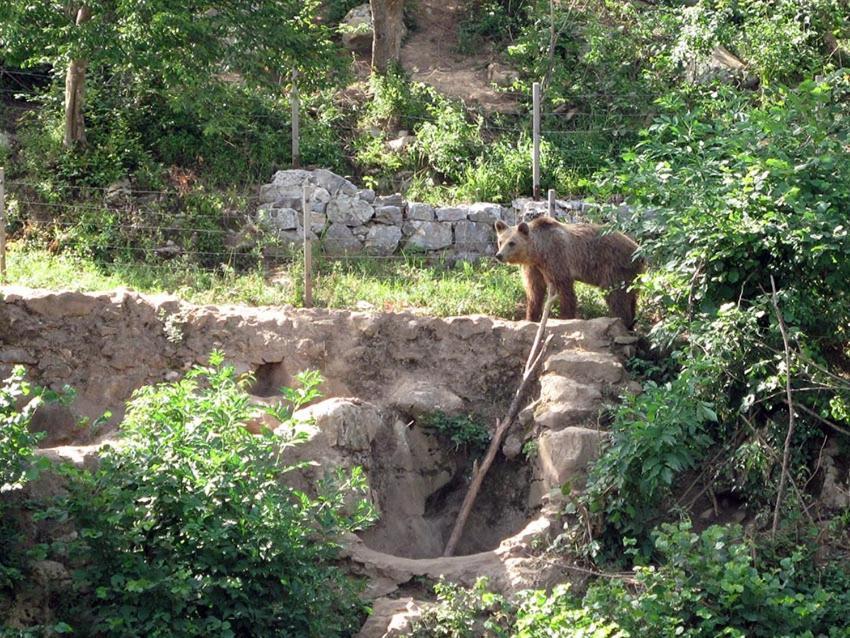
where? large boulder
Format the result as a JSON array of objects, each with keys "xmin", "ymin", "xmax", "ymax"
[
  {"xmin": 537, "ymin": 427, "xmax": 606, "ymax": 492},
  {"xmin": 453, "ymin": 220, "xmax": 493, "ymax": 252},
  {"xmin": 387, "ymin": 379, "xmax": 463, "ymax": 419},
  {"xmin": 259, "ymin": 169, "xmax": 312, "ymax": 204},
  {"xmin": 341, "ymin": 4, "xmax": 375, "ymax": 53},
  {"xmin": 341, "ymin": 4, "xmax": 407, "ymax": 53}
]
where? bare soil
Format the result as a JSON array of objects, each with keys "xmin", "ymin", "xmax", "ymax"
[{"xmin": 400, "ymin": 0, "xmax": 520, "ymax": 113}]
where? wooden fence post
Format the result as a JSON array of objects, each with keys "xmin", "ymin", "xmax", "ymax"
[
  {"xmin": 532, "ymin": 81, "xmax": 541, "ymax": 201},
  {"xmin": 547, "ymin": 188, "xmax": 555, "ymax": 218},
  {"xmin": 0, "ymin": 167, "xmax": 6, "ymax": 282},
  {"xmin": 291, "ymin": 71, "xmax": 301, "ymax": 169},
  {"xmin": 302, "ymin": 184, "xmax": 313, "ymax": 308}
]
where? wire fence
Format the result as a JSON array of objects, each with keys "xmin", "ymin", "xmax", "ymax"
[{"xmin": 0, "ymin": 76, "xmax": 640, "ymax": 304}]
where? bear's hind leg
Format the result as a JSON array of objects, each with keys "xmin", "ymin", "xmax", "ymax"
[
  {"xmin": 606, "ymin": 287, "xmax": 636, "ymax": 328},
  {"xmin": 523, "ymin": 265, "xmax": 546, "ymax": 321}
]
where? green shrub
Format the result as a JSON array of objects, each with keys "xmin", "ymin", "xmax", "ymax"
[
  {"xmin": 457, "ymin": 0, "xmax": 529, "ymax": 54},
  {"xmin": 0, "ymin": 367, "xmax": 48, "ymax": 592},
  {"xmin": 415, "ymin": 104, "xmax": 484, "ymax": 183},
  {"xmin": 584, "ymin": 372, "xmax": 717, "ymax": 556},
  {"xmin": 409, "ymin": 578, "xmax": 513, "ymax": 638},
  {"xmin": 409, "ymin": 523, "xmax": 850, "ymax": 638},
  {"xmin": 421, "ymin": 412, "xmax": 491, "ymax": 452},
  {"xmin": 61, "ymin": 353, "xmax": 375, "ymax": 637},
  {"xmin": 361, "ymin": 68, "xmax": 436, "ymax": 132},
  {"xmin": 586, "ymin": 522, "xmax": 850, "ymax": 638}
]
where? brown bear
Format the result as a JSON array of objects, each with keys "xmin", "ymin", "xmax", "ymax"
[{"xmin": 494, "ymin": 217, "xmax": 643, "ymax": 327}]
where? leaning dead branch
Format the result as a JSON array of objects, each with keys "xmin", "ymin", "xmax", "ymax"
[{"xmin": 443, "ymin": 286, "xmax": 558, "ymax": 557}]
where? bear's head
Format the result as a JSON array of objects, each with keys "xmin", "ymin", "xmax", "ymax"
[{"xmin": 494, "ymin": 220, "xmax": 531, "ymax": 263}]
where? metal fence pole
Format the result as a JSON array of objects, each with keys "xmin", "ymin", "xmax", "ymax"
[{"xmin": 532, "ymin": 81, "xmax": 541, "ymax": 200}]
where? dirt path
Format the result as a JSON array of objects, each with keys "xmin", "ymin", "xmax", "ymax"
[{"xmin": 399, "ymin": 0, "xmax": 519, "ymax": 113}]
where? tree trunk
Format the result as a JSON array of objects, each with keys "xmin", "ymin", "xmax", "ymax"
[
  {"xmin": 369, "ymin": 0, "xmax": 404, "ymax": 74},
  {"xmin": 63, "ymin": 5, "xmax": 91, "ymax": 148}
]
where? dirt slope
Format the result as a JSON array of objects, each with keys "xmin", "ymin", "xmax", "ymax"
[{"xmin": 399, "ymin": 0, "xmax": 519, "ymax": 113}]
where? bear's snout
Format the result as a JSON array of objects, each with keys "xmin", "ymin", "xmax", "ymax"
[{"xmin": 494, "ymin": 252, "xmax": 505, "ymax": 262}]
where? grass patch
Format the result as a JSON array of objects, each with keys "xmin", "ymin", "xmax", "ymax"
[{"xmin": 5, "ymin": 243, "xmax": 612, "ymax": 320}]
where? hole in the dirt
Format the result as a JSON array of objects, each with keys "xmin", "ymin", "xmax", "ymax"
[
  {"xmin": 250, "ymin": 361, "xmax": 291, "ymax": 397},
  {"xmin": 360, "ymin": 426, "xmax": 537, "ymax": 559},
  {"xmin": 442, "ymin": 457, "xmax": 536, "ymax": 556}
]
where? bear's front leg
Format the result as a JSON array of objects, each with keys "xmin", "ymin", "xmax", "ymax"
[{"xmin": 523, "ymin": 265, "xmax": 546, "ymax": 321}]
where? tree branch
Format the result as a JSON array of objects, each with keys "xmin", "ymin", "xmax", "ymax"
[{"xmin": 443, "ymin": 286, "xmax": 557, "ymax": 556}]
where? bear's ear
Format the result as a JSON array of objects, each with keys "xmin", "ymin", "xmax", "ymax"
[
  {"xmin": 518, "ymin": 222, "xmax": 529, "ymax": 235},
  {"xmin": 494, "ymin": 220, "xmax": 508, "ymax": 232}
]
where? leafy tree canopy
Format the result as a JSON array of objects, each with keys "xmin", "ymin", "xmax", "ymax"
[{"xmin": 0, "ymin": 0, "xmax": 341, "ymax": 90}]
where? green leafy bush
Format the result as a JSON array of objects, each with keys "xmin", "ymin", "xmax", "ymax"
[
  {"xmin": 409, "ymin": 523, "xmax": 850, "ymax": 638},
  {"xmin": 415, "ymin": 104, "xmax": 484, "ymax": 184},
  {"xmin": 0, "ymin": 366, "xmax": 46, "ymax": 494},
  {"xmin": 409, "ymin": 578, "xmax": 513, "ymax": 638},
  {"xmin": 61, "ymin": 353, "xmax": 374, "ymax": 637},
  {"xmin": 671, "ymin": 0, "xmax": 849, "ymax": 86},
  {"xmin": 0, "ymin": 367, "xmax": 48, "ymax": 592},
  {"xmin": 421, "ymin": 412, "xmax": 491, "ymax": 452},
  {"xmin": 585, "ymin": 372, "xmax": 717, "ymax": 555},
  {"xmin": 586, "ymin": 522, "xmax": 850, "ymax": 638}
]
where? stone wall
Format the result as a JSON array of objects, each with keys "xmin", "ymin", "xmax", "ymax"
[{"xmin": 257, "ymin": 169, "xmax": 608, "ymax": 260}]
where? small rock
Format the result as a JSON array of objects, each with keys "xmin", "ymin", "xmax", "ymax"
[
  {"xmin": 406, "ymin": 202, "xmax": 435, "ymax": 221},
  {"xmin": 405, "ymin": 221, "xmax": 452, "ymax": 251},
  {"xmin": 374, "ymin": 193, "xmax": 405, "ymax": 208},
  {"xmin": 387, "ymin": 134, "xmax": 416, "ymax": 153},
  {"xmin": 357, "ymin": 188, "xmax": 376, "ymax": 203},
  {"xmin": 374, "ymin": 205, "xmax": 403, "ymax": 225},
  {"xmin": 323, "ymin": 223, "xmax": 363, "ymax": 254},
  {"xmin": 364, "ymin": 225, "xmax": 402, "ymax": 256},
  {"xmin": 327, "ymin": 194, "xmax": 375, "ymax": 226},
  {"xmin": 613, "ymin": 335, "xmax": 639, "ymax": 345},
  {"xmin": 105, "ymin": 178, "xmax": 131, "ymax": 204},
  {"xmin": 502, "ymin": 432, "xmax": 524, "ymax": 459},
  {"xmin": 435, "ymin": 206, "xmax": 467, "ymax": 222}
]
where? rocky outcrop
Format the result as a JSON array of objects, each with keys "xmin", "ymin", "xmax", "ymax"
[{"xmin": 0, "ymin": 287, "xmax": 638, "ymax": 634}]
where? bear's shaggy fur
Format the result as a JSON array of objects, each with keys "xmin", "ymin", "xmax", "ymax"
[{"xmin": 494, "ymin": 217, "xmax": 643, "ymax": 326}]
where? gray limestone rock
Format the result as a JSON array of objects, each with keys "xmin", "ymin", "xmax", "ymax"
[
  {"xmin": 374, "ymin": 205, "xmax": 403, "ymax": 225},
  {"xmin": 453, "ymin": 220, "xmax": 493, "ymax": 251},
  {"xmin": 365, "ymin": 225, "xmax": 402, "ymax": 256},
  {"xmin": 435, "ymin": 206, "xmax": 468, "ymax": 222},
  {"xmin": 327, "ymin": 194, "xmax": 375, "ymax": 226},
  {"xmin": 405, "ymin": 221, "xmax": 452, "ymax": 251},
  {"xmin": 323, "ymin": 222, "xmax": 363, "ymax": 254},
  {"xmin": 406, "ymin": 202, "xmax": 435, "ymax": 221},
  {"xmin": 312, "ymin": 168, "xmax": 358, "ymax": 196}
]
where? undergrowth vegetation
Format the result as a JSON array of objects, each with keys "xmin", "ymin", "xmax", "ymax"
[
  {"xmin": 0, "ymin": 355, "xmax": 376, "ymax": 636},
  {"xmin": 409, "ymin": 522, "xmax": 850, "ymax": 637}
]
